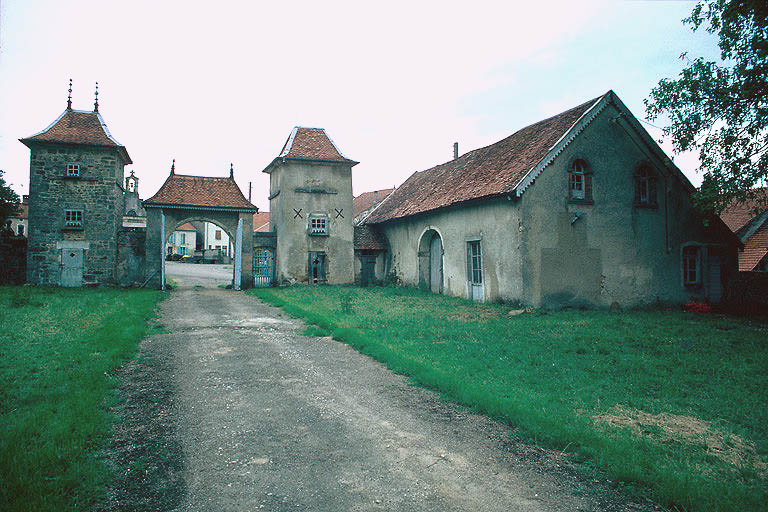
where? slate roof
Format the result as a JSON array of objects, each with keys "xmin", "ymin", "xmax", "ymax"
[
  {"xmin": 144, "ymin": 173, "xmax": 257, "ymax": 211},
  {"xmin": 365, "ymin": 95, "xmax": 604, "ymax": 223},
  {"xmin": 264, "ymin": 127, "xmax": 357, "ymax": 172},
  {"xmin": 720, "ymin": 188, "xmax": 768, "ymax": 234},
  {"xmin": 353, "ymin": 188, "xmax": 395, "ymax": 217},
  {"xmin": 20, "ymin": 109, "xmax": 132, "ymax": 163},
  {"xmin": 253, "ymin": 212, "xmax": 270, "ymax": 232},
  {"xmin": 354, "ymin": 224, "xmax": 387, "ymax": 251}
]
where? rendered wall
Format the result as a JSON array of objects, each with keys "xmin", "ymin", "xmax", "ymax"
[
  {"xmin": 269, "ymin": 160, "xmax": 354, "ymax": 284},
  {"xmin": 519, "ymin": 102, "xmax": 738, "ymax": 308},
  {"xmin": 378, "ymin": 199, "xmax": 523, "ymax": 302}
]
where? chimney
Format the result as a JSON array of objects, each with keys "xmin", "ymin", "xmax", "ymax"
[
  {"xmin": 248, "ymin": 182, "xmax": 252, "ymax": 202},
  {"xmin": 374, "ymin": 190, "xmax": 379, "ymax": 203},
  {"xmin": 453, "ymin": 142, "xmax": 458, "ymax": 160}
]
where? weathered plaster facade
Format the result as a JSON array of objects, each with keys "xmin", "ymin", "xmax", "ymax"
[{"xmin": 368, "ymin": 91, "xmax": 739, "ymax": 308}]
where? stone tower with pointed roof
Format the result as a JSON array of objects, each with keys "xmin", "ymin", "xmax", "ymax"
[
  {"xmin": 20, "ymin": 85, "xmax": 133, "ymax": 285},
  {"xmin": 264, "ymin": 127, "xmax": 357, "ymax": 284}
]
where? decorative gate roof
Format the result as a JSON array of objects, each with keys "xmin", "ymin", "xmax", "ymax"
[{"xmin": 144, "ymin": 170, "xmax": 257, "ymax": 212}]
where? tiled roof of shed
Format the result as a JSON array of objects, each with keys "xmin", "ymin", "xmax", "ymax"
[
  {"xmin": 719, "ymin": 188, "xmax": 768, "ymax": 234},
  {"xmin": 176, "ymin": 222, "xmax": 196, "ymax": 231},
  {"xmin": 354, "ymin": 224, "xmax": 387, "ymax": 251},
  {"xmin": 144, "ymin": 173, "xmax": 257, "ymax": 211},
  {"xmin": 253, "ymin": 212, "xmax": 270, "ymax": 232},
  {"xmin": 353, "ymin": 188, "xmax": 395, "ymax": 217},
  {"xmin": 365, "ymin": 95, "xmax": 603, "ymax": 223},
  {"xmin": 740, "ymin": 219, "xmax": 768, "ymax": 271},
  {"xmin": 20, "ymin": 109, "xmax": 132, "ymax": 163}
]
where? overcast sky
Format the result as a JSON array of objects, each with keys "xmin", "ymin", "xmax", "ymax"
[{"xmin": 0, "ymin": 0, "xmax": 720, "ymax": 212}]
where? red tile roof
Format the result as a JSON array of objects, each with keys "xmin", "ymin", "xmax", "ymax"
[
  {"xmin": 20, "ymin": 109, "xmax": 132, "ymax": 163},
  {"xmin": 740, "ymin": 219, "xmax": 768, "ymax": 271},
  {"xmin": 719, "ymin": 188, "xmax": 768, "ymax": 233},
  {"xmin": 353, "ymin": 188, "xmax": 395, "ymax": 217},
  {"xmin": 144, "ymin": 173, "xmax": 257, "ymax": 211},
  {"xmin": 10, "ymin": 196, "xmax": 28, "ymax": 220},
  {"xmin": 264, "ymin": 127, "xmax": 357, "ymax": 172},
  {"xmin": 354, "ymin": 225, "xmax": 387, "ymax": 251},
  {"xmin": 365, "ymin": 96, "xmax": 603, "ymax": 223},
  {"xmin": 176, "ymin": 222, "xmax": 196, "ymax": 231},
  {"xmin": 253, "ymin": 212, "xmax": 270, "ymax": 232}
]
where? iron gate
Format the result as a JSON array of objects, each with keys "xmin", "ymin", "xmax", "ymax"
[{"xmin": 253, "ymin": 248, "xmax": 275, "ymax": 287}]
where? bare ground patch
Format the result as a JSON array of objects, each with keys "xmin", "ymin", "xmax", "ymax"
[{"xmin": 593, "ymin": 405, "xmax": 766, "ymax": 478}]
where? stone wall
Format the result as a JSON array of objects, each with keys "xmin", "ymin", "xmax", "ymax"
[
  {"xmin": 26, "ymin": 143, "xmax": 126, "ymax": 285},
  {"xmin": 117, "ymin": 227, "xmax": 147, "ymax": 286}
]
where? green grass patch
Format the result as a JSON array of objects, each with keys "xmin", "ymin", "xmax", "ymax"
[
  {"xmin": 0, "ymin": 286, "xmax": 163, "ymax": 511},
  {"xmin": 248, "ymin": 285, "xmax": 768, "ymax": 512}
]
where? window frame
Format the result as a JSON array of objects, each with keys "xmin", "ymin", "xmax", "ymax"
[
  {"xmin": 215, "ymin": 229, "xmax": 222, "ymax": 240},
  {"xmin": 308, "ymin": 215, "xmax": 329, "ymax": 236},
  {"xmin": 634, "ymin": 165, "xmax": 658, "ymax": 208},
  {"xmin": 466, "ymin": 240, "xmax": 483, "ymax": 285},
  {"xmin": 568, "ymin": 159, "xmax": 593, "ymax": 203},
  {"xmin": 66, "ymin": 163, "xmax": 80, "ymax": 177},
  {"xmin": 63, "ymin": 209, "xmax": 83, "ymax": 229},
  {"xmin": 682, "ymin": 246, "xmax": 702, "ymax": 286}
]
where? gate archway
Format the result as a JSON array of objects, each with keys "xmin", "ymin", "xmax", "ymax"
[
  {"xmin": 418, "ymin": 228, "xmax": 443, "ymax": 293},
  {"xmin": 143, "ymin": 168, "xmax": 258, "ymax": 290}
]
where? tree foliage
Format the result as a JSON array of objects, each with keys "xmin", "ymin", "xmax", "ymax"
[
  {"xmin": 645, "ymin": 0, "xmax": 768, "ymax": 213},
  {"xmin": 0, "ymin": 170, "xmax": 21, "ymax": 230}
]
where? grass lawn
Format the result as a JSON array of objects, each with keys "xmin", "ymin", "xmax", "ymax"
[
  {"xmin": 0, "ymin": 286, "xmax": 163, "ymax": 511},
  {"xmin": 250, "ymin": 285, "xmax": 768, "ymax": 512}
]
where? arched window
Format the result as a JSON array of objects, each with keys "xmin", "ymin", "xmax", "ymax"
[
  {"xmin": 634, "ymin": 165, "xmax": 657, "ymax": 207},
  {"xmin": 568, "ymin": 159, "xmax": 592, "ymax": 202}
]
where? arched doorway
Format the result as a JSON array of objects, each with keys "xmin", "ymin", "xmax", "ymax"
[
  {"xmin": 418, "ymin": 229, "xmax": 443, "ymax": 293},
  {"xmin": 163, "ymin": 218, "xmax": 237, "ymax": 288}
]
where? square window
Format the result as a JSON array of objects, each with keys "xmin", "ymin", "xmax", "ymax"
[
  {"xmin": 64, "ymin": 209, "xmax": 83, "ymax": 228},
  {"xmin": 67, "ymin": 163, "xmax": 80, "ymax": 177},
  {"xmin": 309, "ymin": 216, "xmax": 328, "ymax": 235}
]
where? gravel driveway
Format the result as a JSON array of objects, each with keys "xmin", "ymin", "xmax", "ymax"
[{"xmin": 103, "ymin": 288, "xmax": 654, "ymax": 512}]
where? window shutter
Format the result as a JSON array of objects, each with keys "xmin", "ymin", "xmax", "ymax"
[
  {"xmin": 585, "ymin": 174, "xmax": 593, "ymax": 200},
  {"xmin": 634, "ymin": 174, "xmax": 641, "ymax": 204},
  {"xmin": 467, "ymin": 243, "xmax": 472, "ymax": 281},
  {"xmin": 568, "ymin": 172, "xmax": 575, "ymax": 198}
]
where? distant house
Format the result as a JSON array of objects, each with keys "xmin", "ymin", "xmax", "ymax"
[
  {"xmin": 353, "ymin": 188, "xmax": 394, "ymax": 222},
  {"xmin": 363, "ymin": 90, "xmax": 740, "ymax": 307},
  {"xmin": 6, "ymin": 195, "xmax": 28, "ymax": 237},
  {"xmin": 165, "ymin": 222, "xmax": 196, "ymax": 257},
  {"xmin": 720, "ymin": 188, "xmax": 768, "ymax": 272}
]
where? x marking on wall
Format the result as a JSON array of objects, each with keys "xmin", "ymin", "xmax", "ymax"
[
  {"xmin": 335, "ymin": 208, "xmax": 344, "ymax": 219},
  {"xmin": 293, "ymin": 208, "xmax": 303, "ymax": 219}
]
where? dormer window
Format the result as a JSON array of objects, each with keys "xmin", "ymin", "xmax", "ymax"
[
  {"xmin": 309, "ymin": 215, "xmax": 328, "ymax": 235},
  {"xmin": 64, "ymin": 209, "xmax": 83, "ymax": 228},
  {"xmin": 634, "ymin": 165, "xmax": 657, "ymax": 207},
  {"xmin": 568, "ymin": 159, "xmax": 593, "ymax": 202},
  {"xmin": 67, "ymin": 163, "xmax": 80, "ymax": 177}
]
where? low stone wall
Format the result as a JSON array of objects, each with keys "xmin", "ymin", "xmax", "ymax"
[
  {"xmin": 117, "ymin": 228, "xmax": 147, "ymax": 286},
  {"xmin": 0, "ymin": 235, "xmax": 27, "ymax": 285}
]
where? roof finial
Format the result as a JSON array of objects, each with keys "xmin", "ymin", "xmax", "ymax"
[
  {"xmin": 67, "ymin": 79, "xmax": 72, "ymax": 110},
  {"xmin": 94, "ymin": 81, "xmax": 99, "ymax": 112},
  {"xmin": 171, "ymin": 159, "xmax": 175, "ymax": 175},
  {"xmin": 230, "ymin": 162, "xmax": 234, "ymax": 178}
]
